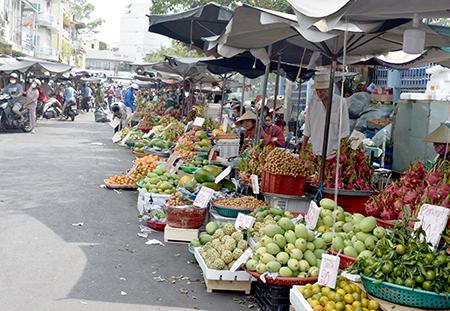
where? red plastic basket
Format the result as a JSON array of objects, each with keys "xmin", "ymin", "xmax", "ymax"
[
  {"xmin": 323, "ymin": 189, "xmax": 374, "ymax": 215},
  {"xmin": 245, "ymin": 269, "xmax": 318, "ymax": 287},
  {"xmin": 328, "ymin": 249, "xmax": 356, "ymax": 269},
  {"xmin": 261, "ymin": 170, "xmax": 306, "ymax": 196},
  {"xmin": 146, "ymin": 219, "xmax": 166, "ymax": 231}
]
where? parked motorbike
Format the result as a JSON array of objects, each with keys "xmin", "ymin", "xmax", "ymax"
[
  {"xmin": 0, "ymin": 94, "xmax": 32, "ymax": 132},
  {"xmin": 62, "ymin": 100, "xmax": 77, "ymax": 121},
  {"xmin": 43, "ymin": 99, "xmax": 62, "ymax": 119}
]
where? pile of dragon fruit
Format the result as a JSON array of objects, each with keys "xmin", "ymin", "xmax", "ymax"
[
  {"xmin": 365, "ymin": 160, "xmax": 450, "ymax": 220},
  {"xmin": 309, "ymin": 139, "xmax": 374, "ymax": 191}
]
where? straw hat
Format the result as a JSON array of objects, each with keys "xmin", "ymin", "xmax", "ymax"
[
  {"xmin": 423, "ymin": 123, "xmax": 450, "ymax": 143},
  {"xmin": 236, "ymin": 110, "xmax": 257, "ymax": 125}
]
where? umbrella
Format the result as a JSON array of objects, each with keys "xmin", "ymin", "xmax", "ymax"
[
  {"xmin": 287, "ymin": 0, "xmax": 450, "ymax": 32},
  {"xmin": 148, "ymin": 2, "xmax": 233, "ymax": 51}
]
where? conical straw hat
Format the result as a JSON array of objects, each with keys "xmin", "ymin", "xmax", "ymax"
[{"xmin": 423, "ymin": 123, "xmax": 450, "ymax": 143}]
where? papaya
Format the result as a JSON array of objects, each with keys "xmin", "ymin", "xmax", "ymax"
[
  {"xmin": 202, "ymin": 182, "xmax": 222, "ymax": 191},
  {"xmin": 202, "ymin": 165, "xmax": 223, "ymax": 177},
  {"xmin": 194, "ymin": 168, "xmax": 215, "ymax": 183}
]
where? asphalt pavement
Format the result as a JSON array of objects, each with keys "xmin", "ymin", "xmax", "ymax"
[{"xmin": 0, "ymin": 113, "xmax": 253, "ymax": 311}]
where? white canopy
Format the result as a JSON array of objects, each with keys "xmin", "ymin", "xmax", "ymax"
[{"xmin": 0, "ymin": 57, "xmax": 72, "ymax": 75}]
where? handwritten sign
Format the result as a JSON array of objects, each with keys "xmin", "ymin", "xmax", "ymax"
[
  {"xmin": 193, "ymin": 186, "xmax": 215, "ymax": 208},
  {"xmin": 112, "ymin": 132, "xmax": 122, "ymax": 143},
  {"xmin": 193, "ymin": 117, "xmax": 205, "ymax": 127},
  {"xmin": 250, "ymin": 175, "xmax": 259, "ymax": 194},
  {"xmin": 305, "ymin": 200, "xmax": 321, "ymax": 230},
  {"xmin": 230, "ymin": 248, "xmax": 252, "ymax": 272},
  {"xmin": 318, "ymin": 254, "xmax": 340, "ymax": 288},
  {"xmin": 235, "ymin": 213, "xmax": 256, "ymax": 231},
  {"xmin": 109, "ymin": 117, "xmax": 121, "ymax": 129},
  {"xmin": 215, "ymin": 166, "xmax": 232, "ymax": 184},
  {"xmin": 184, "ymin": 121, "xmax": 193, "ymax": 132},
  {"xmin": 414, "ymin": 204, "xmax": 450, "ymax": 249}
]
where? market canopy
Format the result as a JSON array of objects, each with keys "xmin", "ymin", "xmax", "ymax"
[
  {"xmin": 200, "ymin": 52, "xmax": 315, "ymax": 82},
  {"xmin": 0, "ymin": 57, "xmax": 72, "ymax": 75},
  {"xmin": 205, "ymin": 4, "xmax": 450, "ymax": 66},
  {"xmin": 148, "ymin": 2, "xmax": 233, "ymax": 51},
  {"xmin": 287, "ymin": 0, "xmax": 450, "ymax": 32}
]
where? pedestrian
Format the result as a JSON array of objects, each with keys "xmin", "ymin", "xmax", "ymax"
[
  {"xmin": 95, "ymin": 83, "xmax": 105, "ymax": 108},
  {"xmin": 106, "ymin": 86, "xmax": 114, "ymax": 109},
  {"xmin": 81, "ymin": 83, "xmax": 92, "ymax": 112},
  {"xmin": 24, "ymin": 79, "xmax": 40, "ymax": 133},
  {"xmin": 423, "ymin": 123, "xmax": 450, "ymax": 164},
  {"xmin": 123, "ymin": 83, "xmax": 139, "ymax": 122},
  {"xmin": 111, "ymin": 102, "xmax": 128, "ymax": 133},
  {"xmin": 301, "ymin": 71, "xmax": 350, "ymax": 156},
  {"xmin": 262, "ymin": 114, "xmax": 286, "ymax": 148},
  {"xmin": 114, "ymin": 85, "xmax": 122, "ymax": 101}
]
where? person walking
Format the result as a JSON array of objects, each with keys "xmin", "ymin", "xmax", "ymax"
[
  {"xmin": 123, "ymin": 83, "xmax": 139, "ymax": 123},
  {"xmin": 24, "ymin": 79, "xmax": 40, "ymax": 133},
  {"xmin": 61, "ymin": 81, "xmax": 75, "ymax": 119},
  {"xmin": 81, "ymin": 83, "xmax": 92, "ymax": 112},
  {"xmin": 95, "ymin": 83, "xmax": 105, "ymax": 108}
]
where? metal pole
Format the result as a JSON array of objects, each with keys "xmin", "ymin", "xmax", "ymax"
[
  {"xmin": 270, "ymin": 55, "xmax": 282, "ymax": 140},
  {"xmin": 240, "ymin": 76, "xmax": 245, "ymax": 115},
  {"xmin": 256, "ymin": 45, "xmax": 272, "ymax": 144},
  {"xmin": 318, "ymin": 59, "xmax": 337, "ymax": 187},
  {"xmin": 294, "ymin": 81, "xmax": 302, "ymax": 137},
  {"xmin": 219, "ymin": 76, "xmax": 226, "ymax": 123}
]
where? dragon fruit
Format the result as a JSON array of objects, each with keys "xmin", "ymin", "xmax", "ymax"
[{"xmin": 365, "ymin": 160, "xmax": 450, "ymax": 220}]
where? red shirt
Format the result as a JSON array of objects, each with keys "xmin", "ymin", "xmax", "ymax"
[
  {"xmin": 262, "ymin": 125, "xmax": 286, "ymax": 147},
  {"xmin": 38, "ymin": 87, "xmax": 48, "ymax": 102}
]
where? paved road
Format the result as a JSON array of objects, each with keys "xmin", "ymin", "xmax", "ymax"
[{"xmin": 0, "ymin": 113, "xmax": 251, "ymax": 311}]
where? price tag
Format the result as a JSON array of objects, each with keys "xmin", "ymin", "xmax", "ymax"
[
  {"xmin": 112, "ymin": 132, "xmax": 122, "ymax": 143},
  {"xmin": 230, "ymin": 248, "xmax": 252, "ymax": 272},
  {"xmin": 192, "ymin": 117, "xmax": 205, "ymax": 127},
  {"xmin": 414, "ymin": 204, "xmax": 450, "ymax": 249},
  {"xmin": 235, "ymin": 213, "xmax": 256, "ymax": 231},
  {"xmin": 214, "ymin": 166, "xmax": 232, "ymax": 184},
  {"xmin": 169, "ymin": 159, "xmax": 183, "ymax": 174},
  {"xmin": 318, "ymin": 254, "xmax": 340, "ymax": 289},
  {"xmin": 193, "ymin": 186, "xmax": 215, "ymax": 208},
  {"xmin": 250, "ymin": 175, "xmax": 259, "ymax": 194},
  {"xmin": 184, "ymin": 121, "xmax": 193, "ymax": 132},
  {"xmin": 222, "ymin": 118, "xmax": 228, "ymax": 133},
  {"xmin": 305, "ymin": 200, "xmax": 320, "ymax": 230},
  {"xmin": 109, "ymin": 117, "xmax": 121, "ymax": 129}
]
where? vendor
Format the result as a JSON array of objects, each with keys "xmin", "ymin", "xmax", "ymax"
[
  {"xmin": 262, "ymin": 115, "xmax": 286, "ymax": 147},
  {"xmin": 423, "ymin": 123, "xmax": 450, "ymax": 163},
  {"xmin": 235, "ymin": 110, "xmax": 257, "ymax": 152},
  {"xmin": 301, "ymin": 71, "xmax": 350, "ymax": 156}
]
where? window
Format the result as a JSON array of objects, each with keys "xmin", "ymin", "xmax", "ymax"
[{"xmin": 91, "ymin": 43, "xmax": 94, "ymax": 49}]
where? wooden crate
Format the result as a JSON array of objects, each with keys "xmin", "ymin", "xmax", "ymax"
[
  {"xmin": 203, "ymin": 275, "xmax": 252, "ymax": 294},
  {"xmin": 163, "ymin": 225, "xmax": 199, "ymax": 244}
]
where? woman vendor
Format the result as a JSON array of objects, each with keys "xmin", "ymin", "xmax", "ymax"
[
  {"xmin": 261, "ymin": 115, "xmax": 286, "ymax": 147},
  {"xmin": 423, "ymin": 122, "xmax": 450, "ymax": 163},
  {"xmin": 235, "ymin": 110, "xmax": 257, "ymax": 153}
]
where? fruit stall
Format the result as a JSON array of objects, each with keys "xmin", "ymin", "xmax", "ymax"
[{"xmin": 102, "ymin": 92, "xmax": 449, "ymax": 311}]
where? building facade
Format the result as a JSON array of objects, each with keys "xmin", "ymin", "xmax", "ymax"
[
  {"xmin": 0, "ymin": 0, "xmax": 85, "ymax": 67},
  {"xmin": 118, "ymin": 2, "xmax": 170, "ymax": 62}
]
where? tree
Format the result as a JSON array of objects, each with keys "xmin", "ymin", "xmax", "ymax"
[
  {"xmin": 68, "ymin": 0, "xmax": 105, "ymax": 35},
  {"xmin": 99, "ymin": 41, "xmax": 108, "ymax": 50},
  {"xmin": 150, "ymin": 0, "xmax": 292, "ymax": 14},
  {"xmin": 144, "ymin": 41, "xmax": 205, "ymax": 63}
]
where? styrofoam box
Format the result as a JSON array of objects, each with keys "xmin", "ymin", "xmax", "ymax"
[
  {"xmin": 216, "ymin": 139, "xmax": 240, "ymax": 158},
  {"xmin": 263, "ymin": 192, "xmax": 311, "ymax": 214},
  {"xmin": 194, "ymin": 247, "xmax": 253, "ymax": 281},
  {"xmin": 290, "ymin": 286, "xmax": 313, "ymax": 311},
  {"xmin": 137, "ymin": 188, "xmax": 171, "ymax": 215}
]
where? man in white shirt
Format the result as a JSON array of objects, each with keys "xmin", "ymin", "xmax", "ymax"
[{"xmin": 301, "ymin": 72, "xmax": 350, "ymax": 157}]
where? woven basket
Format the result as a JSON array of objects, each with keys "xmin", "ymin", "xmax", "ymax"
[{"xmin": 104, "ymin": 179, "xmax": 137, "ymax": 190}]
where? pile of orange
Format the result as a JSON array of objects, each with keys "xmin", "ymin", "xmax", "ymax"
[
  {"xmin": 105, "ymin": 175, "xmax": 135, "ymax": 185},
  {"xmin": 178, "ymin": 149, "xmax": 197, "ymax": 158},
  {"xmin": 129, "ymin": 155, "xmax": 159, "ymax": 179}
]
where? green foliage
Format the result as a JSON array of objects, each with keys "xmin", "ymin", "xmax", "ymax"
[
  {"xmin": 144, "ymin": 41, "xmax": 205, "ymax": 63},
  {"xmin": 150, "ymin": 0, "xmax": 292, "ymax": 14},
  {"xmin": 68, "ymin": 0, "xmax": 105, "ymax": 34},
  {"xmin": 99, "ymin": 41, "xmax": 108, "ymax": 50}
]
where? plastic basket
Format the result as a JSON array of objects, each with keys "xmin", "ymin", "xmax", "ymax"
[
  {"xmin": 254, "ymin": 279, "xmax": 291, "ymax": 311},
  {"xmin": 245, "ymin": 269, "xmax": 317, "ymax": 287},
  {"xmin": 361, "ymin": 274, "xmax": 450, "ymax": 309},
  {"xmin": 328, "ymin": 249, "xmax": 356, "ymax": 269},
  {"xmin": 261, "ymin": 170, "xmax": 306, "ymax": 196},
  {"xmin": 180, "ymin": 165, "xmax": 198, "ymax": 174},
  {"xmin": 146, "ymin": 219, "xmax": 166, "ymax": 231},
  {"xmin": 211, "ymin": 203, "xmax": 253, "ymax": 218}
]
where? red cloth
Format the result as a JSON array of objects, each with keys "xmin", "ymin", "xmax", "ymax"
[
  {"xmin": 262, "ymin": 125, "xmax": 286, "ymax": 147},
  {"xmin": 38, "ymin": 87, "xmax": 48, "ymax": 103}
]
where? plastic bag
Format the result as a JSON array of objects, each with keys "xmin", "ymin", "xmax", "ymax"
[
  {"xmin": 95, "ymin": 109, "xmax": 109, "ymax": 123},
  {"xmin": 354, "ymin": 108, "xmax": 392, "ymax": 132},
  {"xmin": 371, "ymin": 124, "xmax": 392, "ymax": 147},
  {"xmin": 347, "ymin": 92, "xmax": 371, "ymax": 118}
]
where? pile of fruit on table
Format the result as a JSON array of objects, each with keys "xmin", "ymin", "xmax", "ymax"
[
  {"xmin": 137, "ymin": 166, "xmax": 179, "ymax": 195},
  {"xmin": 128, "ymin": 155, "xmax": 159, "ymax": 180},
  {"xmin": 104, "ymin": 175, "xmax": 135, "ymax": 186}
]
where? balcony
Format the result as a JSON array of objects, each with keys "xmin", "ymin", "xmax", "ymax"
[
  {"xmin": 36, "ymin": 14, "xmax": 59, "ymax": 31},
  {"xmin": 35, "ymin": 46, "xmax": 59, "ymax": 61}
]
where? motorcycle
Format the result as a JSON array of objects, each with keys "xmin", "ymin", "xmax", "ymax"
[
  {"xmin": 0, "ymin": 94, "xmax": 32, "ymax": 132},
  {"xmin": 62, "ymin": 100, "xmax": 77, "ymax": 121},
  {"xmin": 43, "ymin": 99, "xmax": 62, "ymax": 119}
]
